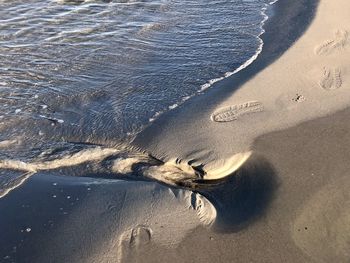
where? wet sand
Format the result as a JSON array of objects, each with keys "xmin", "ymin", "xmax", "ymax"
[
  {"xmin": 2, "ymin": 107, "xmax": 350, "ymax": 262},
  {"xmin": 117, "ymin": 107, "xmax": 350, "ymax": 263}
]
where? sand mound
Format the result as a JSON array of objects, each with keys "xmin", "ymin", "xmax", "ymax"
[
  {"xmin": 202, "ymin": 152, "xmax": 252, "ymax": 180},
  {"xmin": 144, "ymin": 152, "xmax": 252, "ymax": 187}
]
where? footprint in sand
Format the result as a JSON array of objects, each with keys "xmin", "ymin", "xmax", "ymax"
[
  {"xmin": 292, "ymin": 177, "xmax": 350, "ymax": 262},
  {"xmin": 117, "ymin": 225, "xmax": 152, "ymax": 263},
  {"xmin": 315, "ymin": 30, "xmax": 349, "ymax": 55},
  {"xmin": 211, "ymin": 101, "xmax": 263, "ymax": 122},
  {"xmin": 129, "ymin": 226, "xmax": 152, "ymax": 247},
  {"xmin": 319, "ymin": 67, "xmax": 342, "ymax": 90},
  {"xmin": 120, "ymin": 225, "xmax": 152, "ymax": 248}
]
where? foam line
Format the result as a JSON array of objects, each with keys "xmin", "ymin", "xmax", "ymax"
[{"xmin": 146, "ymin": 0, "xmax": 280, "ymax": 124}]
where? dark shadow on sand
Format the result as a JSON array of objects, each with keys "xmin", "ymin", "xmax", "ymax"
[{"xmin": 198, "ymin": 155, "xmax": 279, "ymax": 232}]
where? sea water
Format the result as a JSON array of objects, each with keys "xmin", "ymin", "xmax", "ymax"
[{"xmin": 0, "ymin": 0, "xmax": 276, "ymax": 194}]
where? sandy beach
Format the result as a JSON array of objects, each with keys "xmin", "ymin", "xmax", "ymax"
[
  {"xmin": 134, "ymin": 0, "xmax": 350, "ymax": 169},
  {"xmin": 132, "ymin": 0, "xmax": 350, "ymax": 261},
  {"xmin": 1, "ymin": 0, "xmax": 350, "ymax": 262}
]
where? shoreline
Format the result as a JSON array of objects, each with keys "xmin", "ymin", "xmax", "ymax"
[
  {"xmin": 132, "ymin": 0, "xmax": 320, "ymax": 167},
  {"xmin": 153, "ymin": 0, "xmax": 277, "ymax": 116}
]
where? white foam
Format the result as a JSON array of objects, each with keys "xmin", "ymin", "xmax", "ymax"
[
  {"xmin": 168, "ymin": 104, "xmax": 178, "ymax": 110},
  {"xmin": 196, "ymin": 1, "xmax": 275, "ymax": 93},
  {"xmin": 181, "ymin": 95, "xmax": 191, "ymax": 102},
  {"xmin": 0, "ymin": 171, "xmax": 34, "ymax": 198},
  {"xmin": 269, "ymin": 0, "xmax": 279, "ymax": 5},
  {"xmin": 149, "ymin": 111, "xmax": 163, "ymax": 122}
]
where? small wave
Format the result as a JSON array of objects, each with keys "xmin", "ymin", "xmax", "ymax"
[
  {"xmin": 194, "ymin": 1, "xmax": 277, "ymax": 91},
  {"xmin": 0, "ymin": 170, "xmax": 34, "ymax": 198},
  {"xmin": 149, "ymin": 111, "xmax": 163, "ymax": 122},
  {"xmin": 168, "ymin": 103, "xmax": 178, "ymax": 110},
  {"xmin": 146, "ymin": 0, "xmax": 280, "ymax": 125}
]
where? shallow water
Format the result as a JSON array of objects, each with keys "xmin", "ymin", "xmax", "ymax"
[
  {"xmin": 0, "ymin": 0, "xmax": 274, "ymax": 194},
  {"xmin": 0, "ymin": 0, "xmax": 269, "ymax": 139}
]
